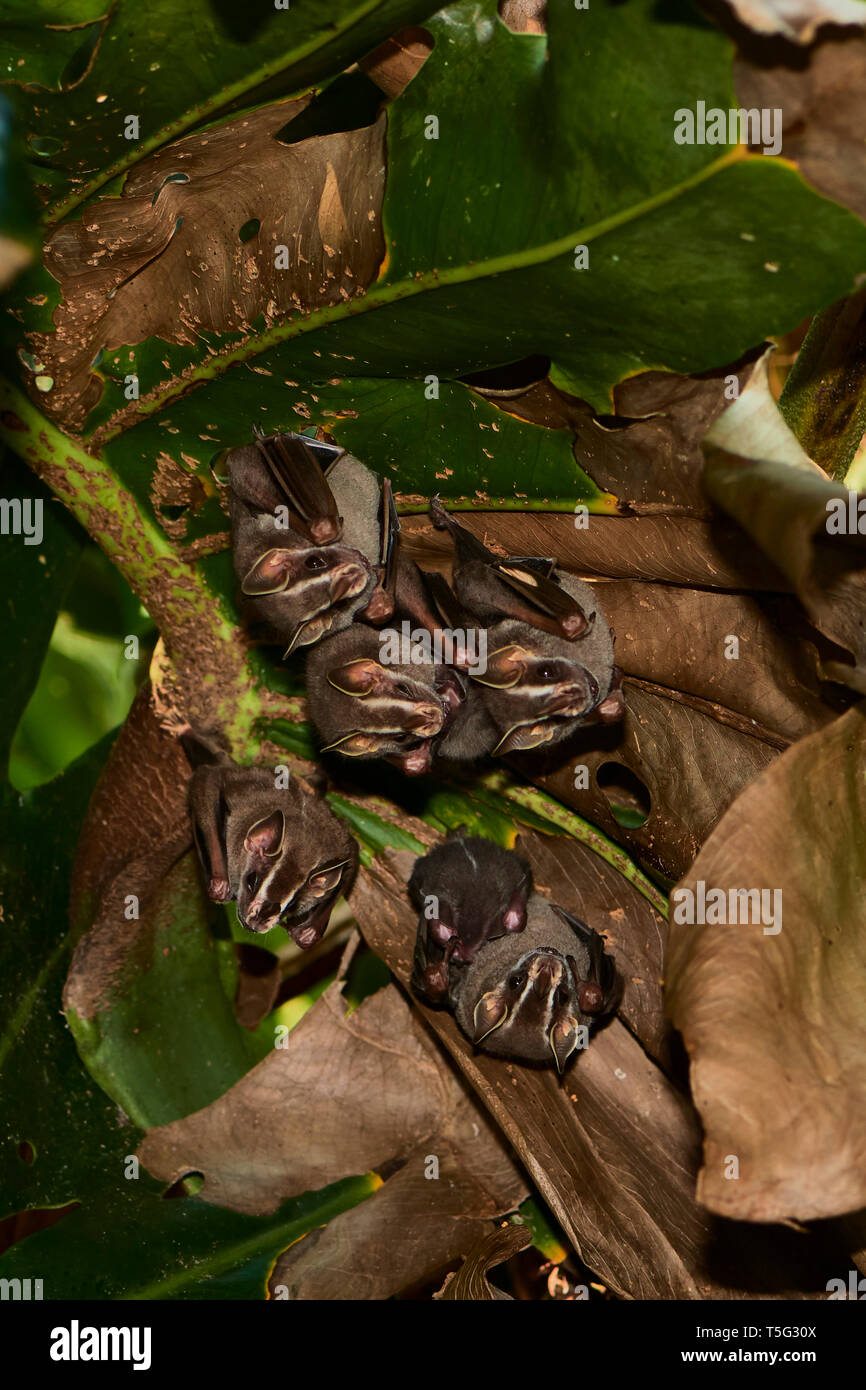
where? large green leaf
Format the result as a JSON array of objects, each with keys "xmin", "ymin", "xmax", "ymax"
[
  {"xmin": 0, "ymin": 739, "xmax": 133, "ymax": 1219},
  {"xmin": 0, "ymin": 1172, "xmax": 379, "ymax": 1298},
  {"xmin": 0, "ymin": 449, "xmax": 82, "ymax": 776},
  {"xmin": 8, "ymin": 0, "xmax": 863, "ymax": 535},
  {"xmin": 4, "ymin": 0, "xmax": 440, "ymax": 218}
]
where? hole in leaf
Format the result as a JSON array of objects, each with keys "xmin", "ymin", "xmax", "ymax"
[
  {"xmin": 151, "ymin": 172, "xmax": 190, "ymax": 206},
  {"xmin": 238, "ymin": 218, "xmax": 261, "ymax": 244},
  {"xmin": 595, "ymin": 761, "xmax": 651, "ymax": 828},
  {"xmin": 27, "ymin": 135, "xmax": 64, "ymax": 158},
  {"xmin": 17, "ymin": 1141, "xmax": 35, "ymax": 1165},
  {"xmin": 163, "ymin": 1171, "xmax": 205, "ymax": 1199},
  {"xmin": 461, "ymin": 355, "xmax": 551, "ymax": 397}
]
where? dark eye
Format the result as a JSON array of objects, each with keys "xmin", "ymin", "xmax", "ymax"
[
  {"xmin": 509, "ymin": 971, "xmax": 526, "ymax": 992},
  {"xmin": 246, "ymin": 872, "xmax": 260, "ymax": 892},
  {"xmin": 304, "ymin": 554, "xmax": 328, "ymax": 571},
  {"xmin": 556, "ymin": 986, "xmax": 571, "ymax": 1008},
  {"xmin": 394, "ymin": 682, "xmax": 414, "ymax": 699},
  {"xmin": 537, "ymin": 663, "xmax": 556, "ymax": 681}
]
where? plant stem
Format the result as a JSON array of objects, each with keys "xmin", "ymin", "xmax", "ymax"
[
  {"xmin": 778, "ymin": 289, "xmax": 866, "ymax": 482},
  {"xmin": 0, "ymin": 376, "xmax": 260, "ymax": 758}
]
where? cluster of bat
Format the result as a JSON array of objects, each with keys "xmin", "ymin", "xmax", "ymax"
[
  {"xmin": 180, "ymin": 431, "xmax": 622, "ymax": 1069},
  {"xmin": 228, "ymin": 430, "xmax": 625, "ymax": 773}
]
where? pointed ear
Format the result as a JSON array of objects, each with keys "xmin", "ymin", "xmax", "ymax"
[
  {"xmin": 473, "ymin": 990, "xmax": 508, "ymax": 1043},
  {"xmin": 307, "ymin": 859, "xmax": 351, "ymax": 898},
  {"xmin": 243, "ymin": 810, "xmax": 285, "ymax": 858},
  {"xmin": 549, "ymin": 1018, "xmax": 579, "ymax": 1074},
  {"xmin": 320, "ymin": 732, "xmax": 384, "ymax": 756},
  {"xmin": 327, "ymin": 659, "xmax": 382, "ymax": 696},
  {"xmin": 492, "ymin": 722, "xmax": 555, "ymax": 756},
  {"xmin": 241, "ymin": 550, "xmax": 294, "ymax": 596},
  {"xmin": 470, "ymin": 645, "xmax": 527, "ymax": 689}
]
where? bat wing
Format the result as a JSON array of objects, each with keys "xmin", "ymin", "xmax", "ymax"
[
  {"xmin": 430, "ymin": 496, "xmax": 589, "ymax": 636},
  {"xmin": 256, "ymin": 431, "xmax": 344, "ymax": 543},
  {"xmin": 554, "ymin": 904, "xmax": 619, "ymax": 1011}
]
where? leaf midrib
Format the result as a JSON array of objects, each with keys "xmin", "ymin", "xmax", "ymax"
[
  {"xmin": 43, "ymin": 0, "xmax": 399, "ymax": 227},
  {"xmin": 97, "ymin": 146, "xmax": 745, "ymax": 445}
]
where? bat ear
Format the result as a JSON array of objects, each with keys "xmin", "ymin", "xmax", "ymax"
[
  {"xmin": 241, "ymin": 550, "xmax": 294, "ymax": 596},
  {"xmin": 473, "ymin": 990, "xmax": 508, "ymax": 1043},
  {"xmin": 320, "ymin": 732, "xmax": 383, "ymax": 756},
  {"xmin": 470, "ymin": 645, "xmax": 526, "ymax": 689},
  {"xmin": 327, "ymin": 659, "xmax": 382, "ymax": 697},
  {"xmin": 549, "ymin": 1018, "xmax": 580, "ymax": 1074},
  {"xmin": 307, "ymin": 859, "xmax": 351, "ymax": 897},
  {"xmin": 244, "ymin": 810, "xmax": 285, "ymax": 858},
  {"xmin": 492, "ymin": 723, "xmax": 555, "ymax": 756}
]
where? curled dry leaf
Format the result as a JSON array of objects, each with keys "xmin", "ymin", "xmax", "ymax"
[
  {"xmin": 31, "ymin": 99, "xmax": 385, "ymax": 433},
  {"xmin": 533, "ymin": 680, "xmax": 780, "ymax": 884},
  {"xmin": 434, "ymin": 1223, "xmax": 531, "ymax": 1300},
  {"xmin": 736, "ymin": 31, "xmax": 866, "ymax": 223},
  {"xmin": 139, "ymin": 974, "xmax": 525, "ymax": 1227},
  {"xmin": 268, "ymin": 1084, "xmax": 526, "ymax": 1300},
  {"xmin": 703, "ymin": 351, "xmax": 866, "ymax": 691},
  {"xmin": 348, "ymin": 846, "xmax": 842, "ymax": 1298},
  {"xmin": 667, "ymin": 704, "xmax": 866, "ymax": 1222},
  {"xmin": 724, "ymin": 0, "xmax": 866, "ymax": 44}
]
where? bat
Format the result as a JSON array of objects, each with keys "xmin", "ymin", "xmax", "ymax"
[
  {"xmin": 408, "ymin": 833, "xmax": 532, "ymax": 1000},
  {"xmin": 182, "ymin": 734, "xmax": 357, "ymax": 948},
  {"xmin": 450, "ymin": 893, "xmax": 619, "ymax": 1071},
  {"xmin": 228, "ymin": 430, "xmax": 398, "ymax": 654},
  {"xmin": 429, "ymin": 500, "xmax": 624, "ymax": 754},
  {"xmin": 305, "ymin": 558, "xmax": 499, "ymax": 775}
]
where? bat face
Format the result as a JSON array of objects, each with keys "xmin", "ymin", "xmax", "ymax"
[
  {"xmin": 240, "ymin": 531, "xmax": 376, "ymax": 653},
  {"xmin": 232, "ymin": 808, "xmax": 354, "ymax": 944},
  {"xmin": 471, "ymin": 642, "xmax": 602, "ymax": 753},
  {"xmin": 188, "ymin": 757, "xmax": 357, "ymax": 949},
  {"xmin": 451, "ymin": 895, "xmax": 618, "ymax": 1071},
  {"xmin": 306, "ymin": 628, "xmax": 451, "ymax": 773},
  {"xmin": 228, "ymin": 432, "xmax": 390, "ymax": 653},
  {"xmin": 409, "ymin": 835, "xmax": 531, "ymax": 1000}
]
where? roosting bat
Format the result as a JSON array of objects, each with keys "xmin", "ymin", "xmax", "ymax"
[
  {"xmin": 228, "ymin": 430, "xmax": 398, "ymax": 653},
  {"xmin": 409, "ymin": 832, "xmax": 532, "ymax": 1000},
  {"xmin": 305, "ymin": 558, "xmax": 499, "ymax": 775},
  {"xmin": 451, "ymin": 894, "xmax": 619, "ymax": 1071},
  {"xmin": 182, "ymin": 734, "xmax": 357, "ymax": 948},
  {"xmin": 408, "ymin": 837, "xmax": 618, "ymax": 1070},
  {"xmin": 430, "ymin": 498, "xmax": 625, "ymax": 754}
]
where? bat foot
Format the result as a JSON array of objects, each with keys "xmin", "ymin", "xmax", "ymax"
[
  {"xmin": 208, "ymin": 877, "xmax": 232, "ymax": 902},
  {"xmin": 361, "ymin": 586, "xmax": 394, "ymax": 623}
]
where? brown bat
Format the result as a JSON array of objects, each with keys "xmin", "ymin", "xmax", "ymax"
[
  {"xmin": 409, "ymin": 832, "xmax": 532, "ymax": 1000},
  {"xmin": 429, "ymin": 500, "xmax": 624, "ymax": 754},
  {"xmin": 183, "ymin": 735, "xmax": 357, "ymax": 948},
  {"xmin": 228, "ymin": 430, "xmax": 398, "ymax": 654},
  {"xmin": 450, "ymin": 893, "xmax": 619, "ymax": 1072},
  {"xmin": 305, "ymin": 558, "xmax": 498, "ymax": 775}
]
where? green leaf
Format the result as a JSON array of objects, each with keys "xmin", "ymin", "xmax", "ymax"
[
  {"xmin": 65, "ymin": 852, "xmax": 273, "ymax": 1129},
  {"xmin": 0, "ymin": 450, "xmax": 83, "ymax": 777},
  {"xmin": 4, "ymin": 0, "xmax": 440, "ymax": 219},
  {"xmin": 0, "ymin": 739, "xmax": 135, "ymax": 1219},
  {"xmin": 0, "ymin": 1172, "xmax": 380, "ymax": 1299},
  {"xmin": 0, "ymin": 3, "xmax": 107, "ymax": 95}
]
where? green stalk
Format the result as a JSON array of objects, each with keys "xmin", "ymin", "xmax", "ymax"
[{"xmin": 0, "ymin": 376, "xmax": 260, "ymax": 758}]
